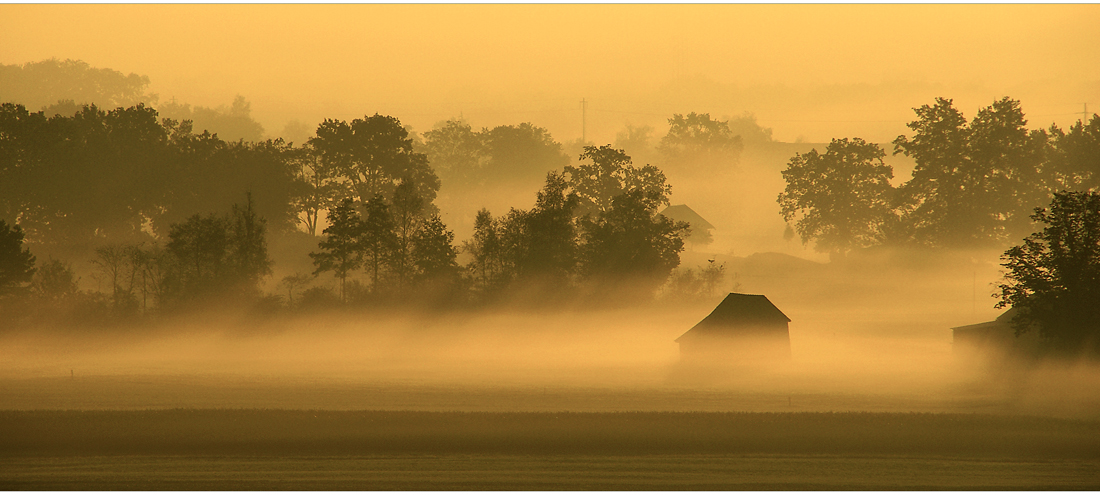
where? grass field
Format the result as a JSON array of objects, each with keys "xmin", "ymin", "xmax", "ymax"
[{"xmin": 1, "ymin": 410, "xmax": 1098, "ymax": 489}]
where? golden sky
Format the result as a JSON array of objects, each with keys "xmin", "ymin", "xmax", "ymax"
[{"xmin": 3, "ymin": 4, "xmax": 1098, "ymax": 143}]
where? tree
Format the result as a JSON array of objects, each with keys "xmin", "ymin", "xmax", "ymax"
[
  {"xmin": 423, "ymin": 118, "xmax": 486, "ymax": 189},
  {"xmin": 613, "ymin": 124, "xmax": 656, "ymax": 165},
  {"xmin": 158, "ymin": 95, "xmax": 266, "ymax": 143},
  {"xmin": 227, "ymin": 193, "xmax": 273, "ymax": 291},
  {"xmin": 481, "ymin": 122, "xmax": 570, "ymax": 187},
  {"xmin": 31, "ymin": 257, "xmax": 79, "ymax": 301},
  {"xmin": 462, "ymin": 208, "xmax": 507, "ymax": 293},
  {"xmin": 518, "ymin": 172, "xmax": 581, "ymax": 284},
  {"xmin": 390, "ymin": 179, "xmax": 426, "ymax": 289},
  {"xmin": 360, "ymin": 194, "xmax": 398, "ymax": 292},
  {"xmin": 565, "ymin": 145, "xmax": 671, "ymax": 216},
  {"xmin": 657, "ymin": 112, "xmax": 743, "ymax": 171},
  {"xmin": 309, "ymin": 114, "xmax": 440, "ymax": 208},
  {"xmin": 0, "ymin": 220, "xmax": 35, "ymax": 295},
  {"xmin": 164, "ymin": 213, "xmax": 231, "ymax": 300},
  {"xmin": 5, "ymin": 103, "xmax": 168, "ymax": 247},
  {"xmin": 1047, "ymin": 113, "xmax": 1100, "ymax": 191},
  {"xmin": 163, "ymin": 197, "xmax": 272, "ymax": 303},
  {"xmin": 412, "ymin": 214, "xmax": 460, "ymax": 284},
  {"xmin": 289, "ymin": 143, "xmax": 340, "ymax": 236},
  {"xmin": 777, "ymin": 138, "xmax": 895, "ymax": 256},
  {"xmin": 579, "ymin": 189, "xmax": 689, "ymax": 295},
  {"xmin": 997, "ymin": 191, "xmax": 1100, "ymax": 356},
  {"xmin": 893, "ymin": 97, "xmax": 1051, "ymax": 247},
  {"xmin": 309, "ymin": 198, "xmax": 363, "ymax": 303},
  {"xmin": 0, "ymin": 58, "xmax": 153, "ymax": 110},
  {"xmin": 92, "ymin": 244, "xmax": 139, "ymax": 313},
  {"xmin": 279, "ymin": 272, "xmax": 314, "ymax": 308},
  {"xmin": 158, "ymin": 123, "xmax": 299, "ymax": 237},
  {"xmin": 664, "ymin": 260, "xmax": 729, "ymax": 301},
  {"xmin": 726, "ymin": 112, "xmax": 775, "ymax": 145}
]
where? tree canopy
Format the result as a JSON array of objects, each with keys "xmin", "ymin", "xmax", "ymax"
[
  {"xmin": 657, "ymin": 112, "xmax": 744, "ymax": 171},
  {"xmin": 778, "ymin": 138, "xmax": 895, "ymax": 255},
  {"xmin": 997, "ymin": 190, "xmax": 1100, "ymax": 356},
  {"xmin": 0, "ymin": 58, "xmax": 153, "ymax": 110},
  {"xmin": 565, "ymin": 145, "xmax": 671, "ymax": 216},
  {"xmin": 893, "ymin": 97, "xmax": 1050, "ymax": 247},
  {"xmin": 310, "ymin": 114, "xmax": 440, "ymax": 209}
]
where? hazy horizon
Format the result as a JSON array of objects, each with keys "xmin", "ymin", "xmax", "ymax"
[{"xmin": 3, "ymin": 4, "xmax": 1097, "ymax": 145}]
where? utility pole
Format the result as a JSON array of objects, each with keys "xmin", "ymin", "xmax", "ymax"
[
  {"xmin": 1085, "ymin": 103, "xmax": 1090, "ymax": 125},
  {"xmin": 581, "ymin": 98, "xmax": 587, "ymax": 143}
]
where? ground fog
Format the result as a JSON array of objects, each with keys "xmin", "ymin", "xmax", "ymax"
[{"xmin": 3, "ymin": 280, "xmax": 1097, "ymax": 418}]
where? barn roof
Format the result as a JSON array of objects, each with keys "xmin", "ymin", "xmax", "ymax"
[
  {"xmin": 675, "ymin": 293, "xmax": 790, "ymax": 342},
  {"xmin": 951, "ymin": 307, "xmax": 1017, "ymax": 331},
  {"xmin": 659, "ymin": 204, "xmax": 715, "ymax": 231}
]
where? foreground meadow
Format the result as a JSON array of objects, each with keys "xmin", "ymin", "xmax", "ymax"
[{"xmin": 1, "ymin": 410, "xmax": 1098, "ymax": 490}]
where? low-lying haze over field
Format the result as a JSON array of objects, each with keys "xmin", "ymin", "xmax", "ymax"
[{"xmin": 3, "ymin": 3, "xmax": 1100, "ymax": 490}]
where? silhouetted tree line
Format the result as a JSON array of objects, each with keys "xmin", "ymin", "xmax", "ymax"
[
  {"xmin": 309, "ymin": 143, "xmax": 688, "ymax": 306},
  {"xmin": 422, "ymin": 119, "xmax": 570, "ymax": 191},
  {"xmin": 0, "ymin": 100, "xmax": 704, "ymax": 323},
  {"xmin": 778, "ymin": 97, "xmax": 1100, "ymax": 356},
  {"xmin": 779, "ymin": 97, "xmax": 1100, "ymax": 255},
  {"xmin": 0, "ymin": 196, "xmax": 272, "ymax": 327},
  {"xmin": 0, "ymin": 102, "xmax": 298, "ymax": 252}
]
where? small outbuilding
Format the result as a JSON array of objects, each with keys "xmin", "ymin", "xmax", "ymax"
[
  {"xmin": 952, "ymin": 307, "xmax": 1041, "ymax": 356},
  {"xmin": 675, "ymin": 293, "xmax": 792, "ymax": 361}
]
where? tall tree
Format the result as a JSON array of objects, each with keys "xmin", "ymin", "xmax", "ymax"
[
  {"xmin": 309, "ymin": 198, "xmax": 364, "ymax": 303},
  {"xmin": 290, "ymin": 142, "xmax": 340, "ymax": 236},
  {"xmin": 360, "ymin": 194, "xmax": 398, "ymax": 292},
  {"xmin": 997, "ymin": 191, "xmax": 1100, "ymax": 355},
  {"xmin": 462, "ymin": 208, "xmax": 507, "ymax": 293},
  {"xmin": 309, "ymin": 114, "xmax": 439, "ymax": 208},
  {"xmin": 228, "ymin": 193, "xmax": 273, "ymax": 292},
  {"xmin": 518, "ymin": 172, "xmax": 581, "ymax": 284},
  {"xmin": 579, "ymin": 189, "xmax": 689, "ymax": 295},
  {"xmin": 613, "ymin": 124, "xmax": 656, "ymax": 166},
  {"xmin": 893, "ymin": 97, "xmax": 1051, "ymax": 247},
  {"xmin": 6, "ymin": 103, "xmax": 167, "ymax": 247},
  {"xmin": 390, "ymin": 179, "xmax": 426, "ymax": 288},
  {"xmin": 1047, "ymin": 114, "xmax": 1100, "ymax": 191},
  {"xmin": 412, "ymin": 214, "xmax": 460, "ymax": 284},
  {"xmin": 777, "ymin": 138, "xmax": 895, "ymax": 256},
  {"xmin": 31, "ymin": 257, "xmax": 78, "ymax": 301},
  {"xmin": 565, "ymin": 145, "xmax": 671, "ymax": 216},
  {"xmin": 163, "ymin": 213, "xmax": 231, "ymax": 301}
]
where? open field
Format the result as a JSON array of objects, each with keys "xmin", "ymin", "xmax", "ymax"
[
  {"xmin": 5, "ymin": 454, "xmax": 1098, "ymax": 490},
  {"xmin": 1, "ymin": 410, "xmax": 1098, "ymax": 490}
]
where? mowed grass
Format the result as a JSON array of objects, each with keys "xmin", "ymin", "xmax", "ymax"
[{"xmin": 1, "ymin": 410, "xmax": 1098, "ymax": 489}]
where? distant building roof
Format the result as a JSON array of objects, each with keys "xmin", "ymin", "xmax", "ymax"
[
  {"xmin": 951, "ymin": 307, "xmax": 1018, "ymax": 332},
  {"xmin": 675, "ymin": 293, "xmax": 790, "ymax": 342},
  {"xmin": 659, "ymin": 204, "xmax": 715, "ymax": 231}
]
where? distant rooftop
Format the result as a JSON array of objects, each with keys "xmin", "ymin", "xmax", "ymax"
[{"xmin": 659, "ymin": 204, "xmax": 715, "ymax": 231}]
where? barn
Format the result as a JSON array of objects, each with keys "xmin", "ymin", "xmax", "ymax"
[
  {"xmin": 952, "ymin": 307, "xmax": 1041, "ymax": 356},
  {"xmin": 675, "ymin": 293, "xmax": 791, "ymax": 361}
]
